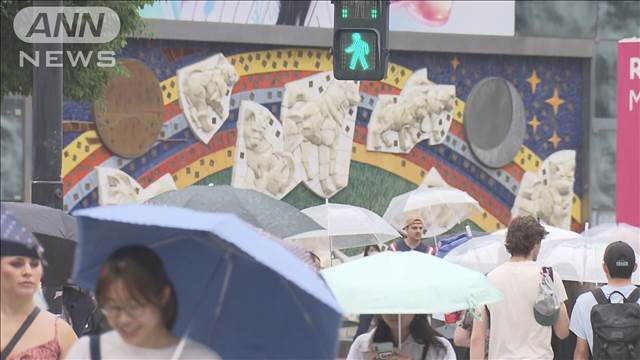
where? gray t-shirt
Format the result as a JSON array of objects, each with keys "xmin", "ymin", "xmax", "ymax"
[
  {"xmin": 569, "ymin": 284, "xmax": 639, "ymax": 352},
  {"xmin": 66, "ymin": 330, "xmax": 220, "ymax": 359}
]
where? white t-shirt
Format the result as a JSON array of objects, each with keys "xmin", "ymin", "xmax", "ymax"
[
  {"xmin": 347, "ymin": 328, "xmax": 456, "ymax": 360},
  {"xmin": 486, "ymin": 261, "xmax": 568, "ymax": 360},
  {"xmin": 66, "ymin": 330, "xmax": 220, "ymax": 359},
  {"xmin": 569, "ymin": 284, "xmax": 639, "ymax": 352}
]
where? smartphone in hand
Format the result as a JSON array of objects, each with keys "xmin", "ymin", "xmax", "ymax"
[{"xmin": 371, "ymin": 342, "xmax": 394, "ymax": 359}]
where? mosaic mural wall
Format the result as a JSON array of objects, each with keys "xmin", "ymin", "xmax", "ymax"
[{"xmin": 62, "ymin": 39, "xmax": 586, "ymax": 234}]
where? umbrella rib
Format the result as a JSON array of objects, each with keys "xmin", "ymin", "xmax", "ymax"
[
  {"xmin": 281, "ymin": 277, "xmax": 331, "ymax": 359},
  {"xmin": 212, "ymin": 251, "xmax": 234, "ymax": 324}
]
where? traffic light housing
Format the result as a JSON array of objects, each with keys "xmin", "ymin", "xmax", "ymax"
[{"xmin": 332, "ymin": 0, "xmax": 389, "ymax": 81}]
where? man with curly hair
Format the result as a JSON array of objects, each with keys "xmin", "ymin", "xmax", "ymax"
[{"xmin": 470, "ymin": 216, "xmax": 570, "ymax": 360}]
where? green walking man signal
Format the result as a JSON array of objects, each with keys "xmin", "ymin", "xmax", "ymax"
[
  {"xmin": 332, "ymin": 0, "xmax": 389, "ymax": 81},
  {"xmin": 345, "ymin": 32, "xmax": 370, "ymax": 70}
]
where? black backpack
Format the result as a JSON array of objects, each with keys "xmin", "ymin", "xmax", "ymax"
[{"xmin": 590, "ymin": 287, "xmax": 640, "ymax": 360}]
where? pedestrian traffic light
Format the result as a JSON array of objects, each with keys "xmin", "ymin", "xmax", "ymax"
[{"xmin": 332, "ymin": 0, "xmax": 389, "ymax": 81}]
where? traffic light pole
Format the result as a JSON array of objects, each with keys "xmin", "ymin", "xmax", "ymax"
[{"xmin": 31, "ymin": 0, "xmax": 63, "ymax": 209}]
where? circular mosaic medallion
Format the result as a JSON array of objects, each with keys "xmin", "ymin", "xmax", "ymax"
[
  {"xmin": 463, "ymin": 77, "xmax": 525, "ymax": 169},
  {"xmin": 94, "ymin": 59, "xmax": 164, "ymax": 158}
]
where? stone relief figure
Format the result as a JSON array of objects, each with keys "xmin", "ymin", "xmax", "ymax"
[
  {"xmin": 367, "ymin": 69, "xmax": 455, "ymax": 153},
  {"xmin": 512, "ymin": 150, "xmax": 576, "ymax": 229},
  {"xmin": 281, "ymin": 72, "xmax": 360, "ymax": 198},
  {"xmin": 177, "ymin": 53, "xmax": 239, "ymax": 144},
  {"xmin": 96, "ymin": 167, "xmax": 177, "ymax": 205},
  {"xmin": 232, "ymin": 101, "xmax": 297, "ymax": 199}
]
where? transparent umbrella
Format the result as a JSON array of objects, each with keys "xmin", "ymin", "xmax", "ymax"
[
  {"xmin": 285, "ymin": 203, "xmax": 399, "ymax": 253},
  {"xmin": 537, "ymin": 223, "xmax": 640, "ymax": 284},
  {"xmin": 384, "ymin": 186, "xmax": 480, "ymax": 237},
  {"xmin": 444, "ymin": 225, "xmax": 583, "ymax": 274}
]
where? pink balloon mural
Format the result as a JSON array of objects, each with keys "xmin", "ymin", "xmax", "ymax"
[{"xmin": 391, "ymin": 0, "xmax": 453, "ymax": 27}]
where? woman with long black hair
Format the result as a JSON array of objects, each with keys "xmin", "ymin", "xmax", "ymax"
[{"xmin": 347, "ymin": 314, "xmax": 455, "ymax": 360}]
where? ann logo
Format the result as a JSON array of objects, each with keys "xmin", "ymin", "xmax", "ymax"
[
  {"xmin": 14, "ymin": 6, "xmax": 120, "ymax": 44},
  {"xmin": 26, "ymin": 12, "xmax": 105, "ymax": 39}
]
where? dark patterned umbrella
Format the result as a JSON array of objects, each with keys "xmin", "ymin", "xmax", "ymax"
[
  {"xmin": 1, "ymin": 205, "xmax": 42, "ymax": 253},
  {"xmin": 2, "ymin": 202, "xmax": 77, "ymax": 286},
  {"xmin": 148, "ymin": 185, "xmax": 323, "ymax": 239}
]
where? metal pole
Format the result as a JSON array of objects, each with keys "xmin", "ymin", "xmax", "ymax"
[{"xmin": 31, "ymin": 0, "xmax": 63, "ymax": 209}]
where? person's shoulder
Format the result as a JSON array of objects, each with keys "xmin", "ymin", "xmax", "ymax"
[
  {"xmin": 434, "ymin": 336, "xmax": 453, "ymax": 347},
  {"xmin": 351, "ymin": 329, "xmax": 374, "ymax": 351},
  {"xmin": 432, "ymin": 336, "xmax": 456, "ymax": 358},
  {"xmin": 65, "ymin": 335, "xmax": 91, "ymax": 359},
  {"xmin": 39, "ymin": 311, "xmax": 75, "ymax": 336},
  {"xmin": 183, "ymin": 338, "xmax": 222, "ymax": 359},
  {"xmin": 347, "ymin": 330, "xmax": 374, "ymax": 359},
  {"xmin": 487, "ymin": 262, "xmax": 511, "ymax": 277},
  {"xmin": 353, "ymin": 329, "xmax": 374, "ymax": 344},
  {"xmin": 574, "ymin": 290, "xmax": 596, "ymax": 306},
  {"xmin": 51, "ymin": 314, "xmax": 76, "ymax": 335},
  {"xmin": 390, "ymin": 239, "xmax": 403, "ymax": 250},
  {"xmin": 71, "ymin": 334, "xmax": 92, "ymax": 347},
  {"xmin": 38, "ymin": 309, "xmax": 61, "ymax": 322}
]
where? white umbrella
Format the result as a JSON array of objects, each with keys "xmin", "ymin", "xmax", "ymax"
[
  {"xmin": 285, "ymin": 203, "xmax": 399, "ymax": 253},
  {"xmin": 444, "ymin": 224, "xmax": 583, "ymax": 274},
  {"xmin": 537, "ymin": 223, "xmax": 640, "ymax": 284},
  {"xmin": 383, "ymin": 186, "xmax": 480, "ymax": 237}
]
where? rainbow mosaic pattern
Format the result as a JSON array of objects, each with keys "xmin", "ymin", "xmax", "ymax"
[{"xmin": 62, "ymin": 40, "xmax": 586, "ymax": 233}]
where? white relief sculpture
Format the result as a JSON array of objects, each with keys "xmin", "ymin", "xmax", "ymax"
[
  {"xmin": 281, "ymin": 72, "xmax": 360, "ymax": 198},
  {"xmin": 177, "ymin": 53, "xmax": 239, "ymax": 144},
  {"xmin": 96, "ymin": 167, "xmax": 177, "ymax": 205},
  {"xmin": 232, "ymin": 101, "xmax": 297, "ymax": 199},
  {"xmin": 367, "ymin": 69, "xmax": 455, "ymax": 153},
  {"xmin": 511, "ymin": 150, "xmax": 576, "ymax": 229}
]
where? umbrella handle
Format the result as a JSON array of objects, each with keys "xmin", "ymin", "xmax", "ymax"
[
  {"xmin": 466, "ymin": 295, "xmax": 482, "ymax": 320},
  {"xmin": 398, "ymin": 314, "xmax": 402, "ymax": 352}
]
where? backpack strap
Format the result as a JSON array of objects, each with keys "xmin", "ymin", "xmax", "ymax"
[
  {"xmin": 591, "ymin": 288, "xmax": 609, "ymax": 305},
  {"xmin": 89, "ymin": 335, "xmax": 101, "ymax": 360},
  {"xmin": 624, "ymin": 287, "xmax": 640, "ymax": 303},
  {"xmin": 0, "ymin": 307, "xmax": 40, "ymax": 360},
  {"xmin": 420, "ymin": 344, "xmax": 428, "ymax": 360}
]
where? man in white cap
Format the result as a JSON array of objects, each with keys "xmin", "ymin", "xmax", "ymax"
[{"xmin": 388, "ymin": 216, "xmax": 435, "ymax": 254}]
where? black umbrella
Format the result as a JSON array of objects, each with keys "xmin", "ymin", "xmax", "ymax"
[
  {"xmin": 148, "ymin": 185, "xmax": 323, "ymax": 238},
  {"xmin": 1, "ymin": 202, "xmax": 76, "ymax": 286}
]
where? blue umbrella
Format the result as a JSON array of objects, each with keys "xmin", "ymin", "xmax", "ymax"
[{"xmin": 72, "ymin": 204, "xmax": 342, "ymax": 359}]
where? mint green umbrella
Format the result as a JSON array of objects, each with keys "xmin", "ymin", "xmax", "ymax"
[{"xmin": 321, "ymin": 251, "xmax": 502, "ymax": 315}]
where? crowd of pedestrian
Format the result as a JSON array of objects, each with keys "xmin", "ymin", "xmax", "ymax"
[
  {"xmin": 343, "ymin": 215, "xmax": 638, "ymax": 360},
  {"xmin": 1, "ymin": 204, "xmax": 638, "ymax": 359}
]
